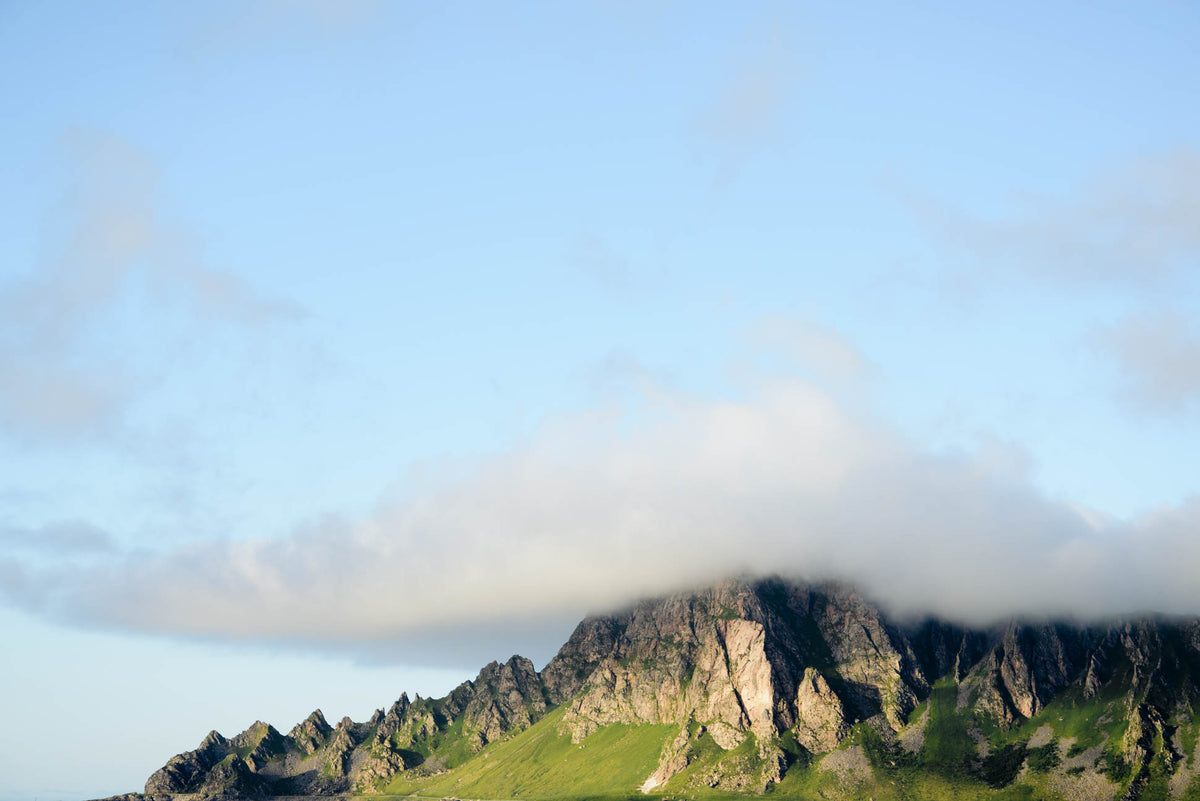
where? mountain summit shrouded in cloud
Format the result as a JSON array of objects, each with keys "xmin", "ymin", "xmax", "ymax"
[
  {"xmin": 2, "ymin": 3, "xmax": 1199, "ymax": 800},
  {"xmin": 7, "ymin": 374, "xmax": 1200, "ymax": 664},
  {"xmin": 137, "ymin": 577, "xmax": 1200, "ymax": 800}
]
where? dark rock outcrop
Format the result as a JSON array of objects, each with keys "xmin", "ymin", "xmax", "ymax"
[
  {"xmin": 287, "ymin": 709, "xmax": 332, "ymax": 756},
  {"xmin": 447, "ymin": 654, "xmax": 549, "ymax": 749},
  {"xmin": 145, "ymin": 731, "xmax": 230, "ymax": 794}
]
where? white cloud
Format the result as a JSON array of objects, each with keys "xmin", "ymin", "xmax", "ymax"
[{"xmin": 5, "ymin": 374, "xmax": 1200, "ymax": 663}]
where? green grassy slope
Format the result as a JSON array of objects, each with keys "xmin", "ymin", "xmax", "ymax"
[{"xmin": 386, "ymin": 706, "xmax": 674, "ymax": 801}]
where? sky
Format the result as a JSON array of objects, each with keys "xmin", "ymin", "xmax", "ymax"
[{"xmin": 1, "ymin": 1, "xmax": 1199, "ymax": 798}]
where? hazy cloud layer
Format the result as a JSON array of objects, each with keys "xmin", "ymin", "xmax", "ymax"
[
  {"xmin": 1099, "ymin": 312, "xmax": 1200, "ymax": 413},
  {"xmin": 904, "ymin": 149, "xmax": 1200, "ymax": 418},
  {"xmin": 907, "ymin": 148, "xmax": 1200, "ymax": 289},
  {"xmin": 0, "ymin": 520, "xmax": 115, "ymax": 554},
  {"xmin": 570, "ymin": 232, "xmax": 632, "ymax": 294},
  {"xmin": 185, "ymin": 0, "xmax": 386, "ymax": 55},
  {"xmin": 4, "ymin": 376, "xmax": 1200, "ymax": 664},
  {"xmin": 692, "ymin": 26, "xmax": 800, "ymax": 187},
  {"xmin": 749, "ymin": 317, "xmax": 875, "ymax": 387},
  {"xmin": 0, "ymin": 130, "xmax": 300, "ymax": 443}
]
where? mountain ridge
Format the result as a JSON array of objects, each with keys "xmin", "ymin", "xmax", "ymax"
[{"xmin": 118, "ymin": 576, "xmax": 1200, "ymax": 801}]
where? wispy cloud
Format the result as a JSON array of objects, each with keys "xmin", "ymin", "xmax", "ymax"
[
  {"xmin": 692, "ymin": 25, "xmax": 801, "ymax": 187},
  {"xmin": 569, "ymin": 232, "xmax": 632, "ymax": 294},
  {"xmin": 902, "ymin": 149, "xmax": 1200, "ymax": 417},
  {"xmin": 748, "ymin": 316, "xmax": 875, "ymax": 388},
  {"xmin": 0, "ymin": 130, "xmax": 301, "ymax": 444},
  {"xmin": 0, "ymin": 520, "xmax": 116, "ymax": 554},
  {"xmin": 905, "ymin": 148, "xmax": 1200, "ymax": 290},
  {"xmin": 4, "ymin": 369, "xmax": 1200, "ymax": 663},
  {"xmin": 184, "ymin": 0, "xmax": 387, "ymax": 55},
  {"xmin": 1097, "ymin": 311, "xmax": 1200, "ymax": 414}
]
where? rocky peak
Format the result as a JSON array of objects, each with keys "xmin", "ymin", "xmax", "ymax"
[
  {"xmin": 794, "ymin": 667, "xmax": 849, "ymax": 753},
  {"xmin": 299, "ymin": 708, "xmax": 330, "ymax": 730},
  {"xmin": 229, "ymin": 720, "xmax": 275, "ymax": 749},
  {"xmin": 199, "ymin": 730, "xmax": 226, "ymax": 752},
  {"xmin": 375, "ymin": 694, "xmax": 411, "ymax": 741},
  {"xmin": 323, "ymin": 718, "xmax": 363, "ymax": 778},
  {"xmin": 145, "ymin": 727, "xmax": 261, "ymax": 795},
  {"xmin": 287, "ymin": 709, "xmax": 333, "ymax": 755},
  {"xmin": 448, "ymin": 654, "xmax": 549, "ymax": 749},
  {"xmin": 229, "ymin": 721, "xmax": 289, "ymax": 771},
  {"xmin": 229, "ymin": 721, "xmax": 267, "ymax": 744},
  {"xmin": 541, "ymin": 614, "xmax": 627, "ymax": 703}
]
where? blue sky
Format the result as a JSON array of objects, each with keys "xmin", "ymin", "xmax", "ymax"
[{"xmin": 2, "ymin": 2, "xmax": 1199, "ymax": 798}]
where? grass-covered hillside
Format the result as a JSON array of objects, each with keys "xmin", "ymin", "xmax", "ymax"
[{"xmin": 385, "ymin": 706, "xmax": 674, "ymax": 799}]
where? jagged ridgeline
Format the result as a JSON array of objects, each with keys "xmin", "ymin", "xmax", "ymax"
[{"xmin": 139, "ymin": 578, "xmax": 1200, "ymax": 801}]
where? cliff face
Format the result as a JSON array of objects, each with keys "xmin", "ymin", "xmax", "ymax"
[
  {"xmin": 550, "ymin": 579, "xmax": 948, "ymax": 741},
  {"xmin": 139, "ymin": 577, "xmax": 1200, "ymax": 799},
  {"xmin": 447, "ymin": 655, "xmax": 549, "ymax": 749}
]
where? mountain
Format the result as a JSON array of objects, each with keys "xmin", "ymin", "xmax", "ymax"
[{"xmin": 123, "ymin": 577, "xmax": 1200, "ymax": 801}]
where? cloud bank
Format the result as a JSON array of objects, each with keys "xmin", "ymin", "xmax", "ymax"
[{"xmin": 4, "ymin": 375, "xmax": 1200, "ymax": 664}]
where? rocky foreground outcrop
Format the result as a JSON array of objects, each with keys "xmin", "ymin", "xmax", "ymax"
[
  {"xmin": 136, "ymin": 577, "xmax": 1200, "ymax": 798},
  {"xmin": 142, "ymin": 652, "xmax": 552, "ymax": 796}
]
